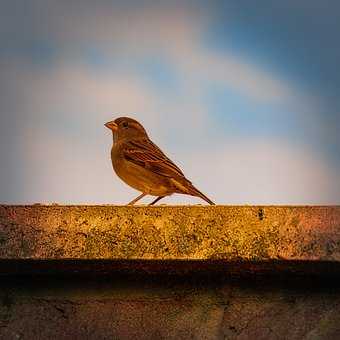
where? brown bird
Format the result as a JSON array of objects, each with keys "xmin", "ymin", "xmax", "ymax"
[{"xmin": 105, "ymin": 117, "xmax": 215, "ymax": 206}]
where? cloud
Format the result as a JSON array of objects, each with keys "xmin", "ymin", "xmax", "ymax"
[
  {"xmin": 175, "ymin": 138, "xmax": 340, "ymax": 205},
  {"xmin": 0, "ymin": 1, "xmax": 339, "ymax": 204},
  {"xmin": 0, "ymin": 1, "xmax": 295, "ymax": 102},
  {"xmin": 0, "ymin": 59, "xmax": 159, "ymax": 126},
  {"xmin": 1, "ymin": 59, "xmax": 339, "ymax": 204},
  {"xmin": 14, "ymin": 128, "xmax": 340, "ymax": 205},
  {"xmin": 0, "ymin": 60, "xmax": 161, "ymax": 203}
]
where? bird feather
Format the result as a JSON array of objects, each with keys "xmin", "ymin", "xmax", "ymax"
[{"xmin": 122, "ymin": 139, "xmax": 187, "ymax": 179}]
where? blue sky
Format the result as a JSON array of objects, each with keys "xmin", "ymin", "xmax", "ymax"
[{"xmin": 0, "ymin": 1, "xmax": 339, "ymax": 204}]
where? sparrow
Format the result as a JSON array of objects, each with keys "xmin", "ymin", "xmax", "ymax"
[{"xmin": 105, "ymin": 117, "xmax": 215, "ymax": 206}]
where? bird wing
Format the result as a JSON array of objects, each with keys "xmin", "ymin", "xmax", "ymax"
[{"xmin": 122, "ymin": 138, "xmax": 187, "ymax": 179}]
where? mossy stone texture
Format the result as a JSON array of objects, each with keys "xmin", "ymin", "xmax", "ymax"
[{"xmin": 0, "ymin": 205, "xmax": 339, "ymax": 261}]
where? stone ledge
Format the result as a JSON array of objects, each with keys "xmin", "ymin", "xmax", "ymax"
[{"xmin": 0, "ymin": 205, "xmax": 339, "ymax": 276}]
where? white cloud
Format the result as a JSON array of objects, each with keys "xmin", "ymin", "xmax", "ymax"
[
  {"xmin": 169, "ymin": 138, "xmax": 340, "ymax": 205},
  {"xmin": 1, "ymin": 2, "xmax": 339, "ymax": 204},
  {"xmin": 11, "ymin": 1, "xmax": 294, "ymax": 103},
  {"xmin": 1, "ymin": 56, "xmax": 339, "ymax": 204},
  {"xmin": 17, "ymin": 129, "xmax": 340, "ymax": 205}
]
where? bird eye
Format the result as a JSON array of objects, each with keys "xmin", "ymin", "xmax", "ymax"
[{"xmin": 122, "ymin": 121, "xmax": 129, "ymax": 128}]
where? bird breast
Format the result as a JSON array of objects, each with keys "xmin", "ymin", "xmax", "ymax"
[{"xmin": 110, "ymin": 144, "xmax": 174, "ymax": 196}]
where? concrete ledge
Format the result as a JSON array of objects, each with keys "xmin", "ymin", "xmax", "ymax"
[
  {"xmin": 2, "ymin": 206, "xmax": 340, "ymax": 339},
  {"xmin": 0, "ymin": 205, "xmax": 339, "ymax": 276}
]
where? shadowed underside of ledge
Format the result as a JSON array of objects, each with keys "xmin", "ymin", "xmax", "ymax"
[
  {"xmin": 0, "ymin": 205, "xmax": 339, "ymax": 275},
  {"xmin": 1, "ymin": 259, "xmax": 340, "ymax": 278}
]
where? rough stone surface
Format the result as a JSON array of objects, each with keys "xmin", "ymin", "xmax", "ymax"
[
  {"xmin": 0, "ymin": 205, "xmax": 339, "ymax": 261},
  {"xmin": 1, "ymin": 206, "xmax": 340, "ymax": 339},
  {"xmin": 1, "ymin": 277, "xmax": 340, "ymax": 340}
]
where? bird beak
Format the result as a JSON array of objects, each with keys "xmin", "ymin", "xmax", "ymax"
[{"xmin": 105, "ymin": 121, "xmax": 118, "ymax": 131}]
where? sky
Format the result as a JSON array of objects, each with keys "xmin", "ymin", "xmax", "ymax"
[{"xmin": 0, "ymin": 0, "xmax": 339, "ymax": 205}]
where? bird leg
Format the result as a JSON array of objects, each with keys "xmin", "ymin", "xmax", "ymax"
[
  {"xmin": 127, "ymin": 193, "xmax": 147, "ymax": 205},
  {"xmin": 149, "ymin": 196, "xmax": 165, "ymax": 206}
]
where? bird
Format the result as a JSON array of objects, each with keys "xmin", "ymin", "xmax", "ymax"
[{"xmin": 105, "ymin": 117, "xmax": 215, "ymax": 206}]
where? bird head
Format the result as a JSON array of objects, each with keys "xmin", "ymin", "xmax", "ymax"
[{"xmin": 105, "ymin": 117, "xmax": 148, "ymax": 141}]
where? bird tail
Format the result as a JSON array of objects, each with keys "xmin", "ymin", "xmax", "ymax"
[
  {"xmin": 189, "ymin": 185, "xmax": 215, "ymax": 205},
  {"xmin": 171, "ymin": 178, "xmax": 215, "ymax": 205}
]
